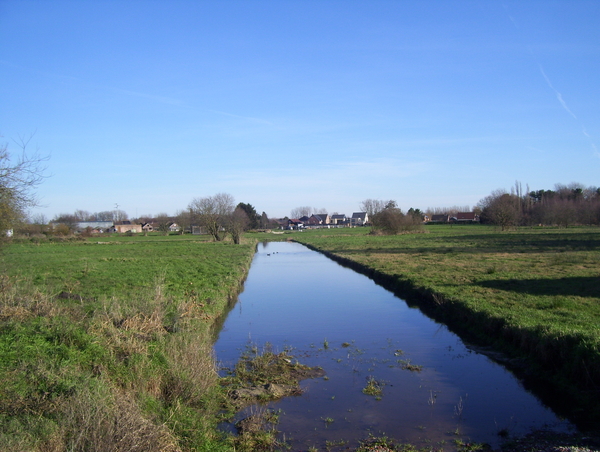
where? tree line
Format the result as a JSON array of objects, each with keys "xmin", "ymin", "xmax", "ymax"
[
  {"xmin": 2, "ymin": 136, "xmax": 597, "ymax": 241},
  {"xmin": 478, "ymin": 182, "xmax": 600, "ymax": 230},
  {"xmin": 44, "ymin": 194, "xmax": 274, "ymax": 244}
]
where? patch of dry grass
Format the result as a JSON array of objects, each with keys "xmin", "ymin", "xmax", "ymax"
[
  {"xmin": 0, "ymin": 275, "xmax": 59, "ymax": 321},
  {"xmin": 61, "ymin": 383, "xmax": 181, "ymax": 452}
]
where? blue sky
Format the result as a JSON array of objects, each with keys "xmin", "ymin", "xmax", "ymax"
[{"xmin": 1, "ymin": 0, "xmax": 599, "ymax": 220}]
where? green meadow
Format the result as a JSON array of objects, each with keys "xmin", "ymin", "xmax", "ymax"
[
  {"xmin": 2, "ymin": 225, "xmax": 600, "ymax": 451},
  {"xmin": 0, "ymin": 234, "xmax": 256, "ymax": 451},
  {"xmin": 3, "ymin": 235, "xmax": 252, "ymax": 302}
]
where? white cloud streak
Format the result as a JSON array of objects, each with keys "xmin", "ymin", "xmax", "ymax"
[
  {"xmin": 582, "ymin": 126, "xmax": 600, "ymax": 158},
  {"xmin": 538, "ymin": 65, "xmax": 577, "ymax": 120},
  {"xmin": 537, "ymin": 66, "xmax": 599, "ymax": 158}
]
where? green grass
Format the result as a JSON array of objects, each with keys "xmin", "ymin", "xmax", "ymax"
[
  {"xmin": 4, "ymin": 225, "xmax": 600, "ymax": 447},
  {"xmin": 2, "ymin": 235, "xmax": 251, "ymax": 303},
  {"xmin": 292, "ymin": 224, "xmax": 600, "ymax": 429},
  {"xmin": 0, "ymin": 235, "xmax": 256, "ymax": 451}
]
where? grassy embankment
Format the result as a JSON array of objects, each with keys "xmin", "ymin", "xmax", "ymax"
[
  {"xmin": 291, "ymin": 224, "xmax": 600, "ymax": 430},
  {"xmin": 0, "ymin": 233, "xmax": 256, "ymax": 451}
]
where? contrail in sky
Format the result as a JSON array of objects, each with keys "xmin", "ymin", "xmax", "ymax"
[
  {"xmin": 535, "ymin": 63, "xmax": 599, "ymax": 158},
  {"xmin": 537, "ymin": 64, "xmax": 578, "ymax": 120},
  {"xmin": 583, "ymin": 126, "xmax": 600, "ymax": 157},
  {"xmin": 503, "ymin": 3, "xmax": 598, "ymax": 158}
]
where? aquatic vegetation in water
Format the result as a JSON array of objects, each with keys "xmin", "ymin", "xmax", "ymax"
[
  {"xmin": 221, "ymin": 342, "xmax": 326, "ymax": 410},
  {"xmin": 454, "ymin": 395, "xmax": 466, "ymax": 418},
  {"xmin": 398, "ymin": 359, "xmax": 423, "ymax": 372},
  {"xmin": 362, "ymin": 376, "xmax": 385, "ymax": 398},
  {"xmin": 321, "ymin": 416, "xmax": 335, "ymax": 426},
  {"xmin": 428, "ymin": 390, "xmax": 437, "ymax": 406}
]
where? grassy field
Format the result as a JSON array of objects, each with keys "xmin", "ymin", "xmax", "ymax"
[
  {"xmin": 0, "ymin": 234, "xmax": 256, "ymax": 451},
  {"xmin": 291, "ymin": 224, "xmax": 600, "ymax": 429},
  {"xmin": 2, "ymin": 234, "xmax": 252, "ymax": 301},
  {"xmin": 2, "ymin": 226, "xmax": 600, "ymax": 450}
]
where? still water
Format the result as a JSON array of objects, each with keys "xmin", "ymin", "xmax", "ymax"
[{"xmin": 214, "ymin": 241, "xmax": 573, "ymax": 450}]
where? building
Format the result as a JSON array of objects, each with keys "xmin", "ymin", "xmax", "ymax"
[
  {"xmin": 330, "ymin": 214, "xmax": 347, "ymax": 225},
  {"xmin": 112, "ymin": 221, "xmax": 142, "ymax": 233},
  {"xmin": 351, "ymin": 212, "xmax": 369, "ymax": 226}
]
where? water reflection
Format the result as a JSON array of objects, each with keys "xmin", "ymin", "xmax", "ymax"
[{"xmin": 214, "ymin": 241, "xmax": 573, "ymax": 450}]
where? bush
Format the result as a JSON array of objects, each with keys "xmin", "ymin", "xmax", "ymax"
[{"xmin": 370, "ymin": 208, "xmax": 423, "ymax": 235}]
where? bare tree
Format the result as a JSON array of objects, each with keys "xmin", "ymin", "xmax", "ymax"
[
  {"xmin": 359, "ymin": 199, "xmax": 385, "ymax": 218},
  {"xmin": 290, "ymin": 206, "xmax": 312, "ymax": 219},
  {"xmin": 20, "ymin": 212, "xmax": 49, "ymax": 235},
  {"xmin": 94, "ymin": 211, "xmax": 115, "ymax": 221},
  {"xmin": 112, "ymin": 209, "xmax": 128, "ymax": 222},
  {"xmin": 52, "ymin": 213, "xmax": 79, "ymax": 232},
  {"xmin": 175, "ymin": 209, "xmax": 191, "ymax": 234},
  {"xmin": 0, "ymin": 134, "xmax": 49, "ymax": 235},
  {"xmin": 155, "ymin": 212, "xmax": 172, "ymax": 235},
  {"xmin": 188, "ymin": 193, "xmax": 234, "ymax": 241},
  {"xmin": 226, "ymin": 207, "xmax": 249, "ymax": 244},
  {"xmin": 478, "ymin": 189, "xmax": 520, "ymax": 230},
  {"xmin": 30, "ymin": 212, "xmax": 47, "ymax": 225},
  {"xmin": 425, "ymin": 205, "xmax": 471, "ymax": 216},
  {"xmin": 74, "ymin": 209, "xmax": 92, "ymax": 221}
]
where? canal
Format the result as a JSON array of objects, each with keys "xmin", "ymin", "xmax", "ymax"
[{"xmin": 214, "ymin": 241, "xmax": 573, "ymax": 450}]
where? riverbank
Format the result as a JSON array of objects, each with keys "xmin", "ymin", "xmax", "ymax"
[
  {"xmin": 291, "ymin": 225, "xmax": 600, "ymax": 432},
  {"xmin": 0, "ymin": 235, "xmax": 256, "ymax": 451}
]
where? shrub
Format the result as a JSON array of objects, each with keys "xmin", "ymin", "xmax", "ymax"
[{"xmin": 371, "ymin": 208, "xmax": 423, "ymax": 235}]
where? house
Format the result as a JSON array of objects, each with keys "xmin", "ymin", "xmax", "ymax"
[
  {"xmin": 351, "ymin": 212, "xmax": 369, "ymax": 226},
  {"xmin": 330, "ymin": 214, "xmax": 347, "ymax": 225},
  {"xmin": 272, "ymin": 219, "xmax": 288, "ymax": 230},
  {"xmin": 429, "ymin": 214, "xmax": 450, "ymax": 223},
  {"xmin": 287, "ymin": 219, "xmax": 304, "ymax": 230},
  {"xmin": 142, "ymin": 220, "xmax": 180, "ymax": 233},
  {"xmin": 316, "ymin": 213, "xmax": 330, "ymax": 224},
  {"xmin": 307, "ymin": 214, "xmax": 330, "ymax": 226},
  {"xmin": 113, "ymin": 221, "xmax": 142, "ymax": 233},
  {"xmin": 454, "ymin": 212, "xmax": 480, "ymax": 223}
]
